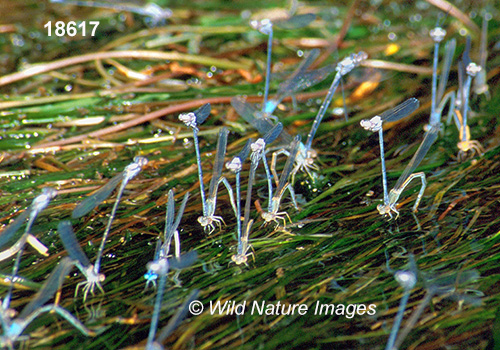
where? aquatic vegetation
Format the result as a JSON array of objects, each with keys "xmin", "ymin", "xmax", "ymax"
[{"xmin": 0, "ymin": 1, "xmax": 498, "ymax": 349}]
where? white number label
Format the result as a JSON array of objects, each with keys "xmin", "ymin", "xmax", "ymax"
[{"xmin": 44, "ymin": 21, "xmax": 100, "ymax": 37}]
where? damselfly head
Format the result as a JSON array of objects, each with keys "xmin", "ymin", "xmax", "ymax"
[
  {"xmin": 179, "ymin": 112, "xmax": 197, "ymax": 128},
  {"xmin": 395, "ymin": 270, "xmax": 417, "ymax": 290},
  {"xmin": 250, "ymin": 18, "xmax": 273, "ymax": 35},
  {"xmin": 430, "ymin": 27, "xmax": 446, "ymax": 43},
  {"xmin": 133, "ymin": 156, "xmax": 149, "ymax": 168},
  {"xmin": 251, "ymin": 139, "xmax": 266, "ymax": 153},
  {"xmin": 466, "ymin": 63, "xmax": 481, "ymax": 77},
  {"xmin": 360, "ymin": 116, "xmax": 382, "ymax": 132},
  {"xmin": 225, "ymin": 157, "xmax": 242, "ymax": 173}
]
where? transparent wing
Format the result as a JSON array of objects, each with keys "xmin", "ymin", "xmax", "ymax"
[
  {"xmin": 265, "ymin": 49, "xmax": 324, "ymax": 113},
  {"xmin": 394, "ymin": 125, "xmax": 439, "ymax": 191},
  {"xmin": 172, "ymin": 192, "xmax": 190, "ymax": 238},
  {"xmin": 276, "ymin": 135, "xmax": 301, "ymax": 196},
  {"xmin": 289, "ymin": 64, "xmax": 336, "ymax": 95},
  {"xmin": 462, "ymin": 36, "xmax": 472, "ymax": 69},
  {"xmin": 164, "ymin": 190, "xmax": 175, "ymax": 241},
  {"xmin": 231, "ymin": 96, "xmax": 293, "ymax": 143},
  {"xmin": 194, "ymin": 103, "xmax": 211, "ymax": 125},
  {"xmin": 274, "ymin": 13, "xmax": 316, "ymax": 29},
  {"xmin": 57, "ymin": 221, "xmax": 91, "ymax": 269},
  {"xmin": 436, "ymin": 39, "xmax": 456, "ymax": 103},
  {"xmin": 473, "ymin": 14, "xmax": 489, "ymax": 95},
  {"xmin": 237, "ymin": 139, "xmax": 253, "ymax": 163},
  {"xmin": 156, "ymin": 289, "xmax": 200, "ymax": 343},
  {"xmin": 72, "ymin": 173, "xmax": 124, "ymax": 219},
  {"xmin": 169, "ymin": 250, "xmax": 198, "ymax": 270},
  {"xmin": 479, "ymin": 15, "xmax": 488, "ymax": 70},
  {"xmin": 457, "ymin": 60, "xmax": 466, "ymax": 113},
  {"xmin": 0, "ymin": 210, "xmax": 29, "ymax": 248},
  {"xmin": 232, "ymin": 95, "xmax": 268, "ymax": 126},
  {"xmin": 379, "ymin": 98, "xmax": 419, "ymax": 123},
  {"xmin": 19, "ymin": 257, "xmax": 74, "ymax": 320},
  {"xmin": 208, "ymin": 128, "xmax": 229, "ymax": 200},
  {"xmin": 263, "ymin": 122, "xmax": 283, "ymax": 145}
]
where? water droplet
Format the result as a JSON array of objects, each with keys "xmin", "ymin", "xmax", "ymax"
[
  {"xmin": 241, "ymin": 10, "xmax": 251, "ymax": 20},
  {"xmin": 10, "ymin": 34, "xmax": 25, "ymax": 47},
  {"xmin": 183, "ymin": 138, "xmax": 193, "ymax": 149}
]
